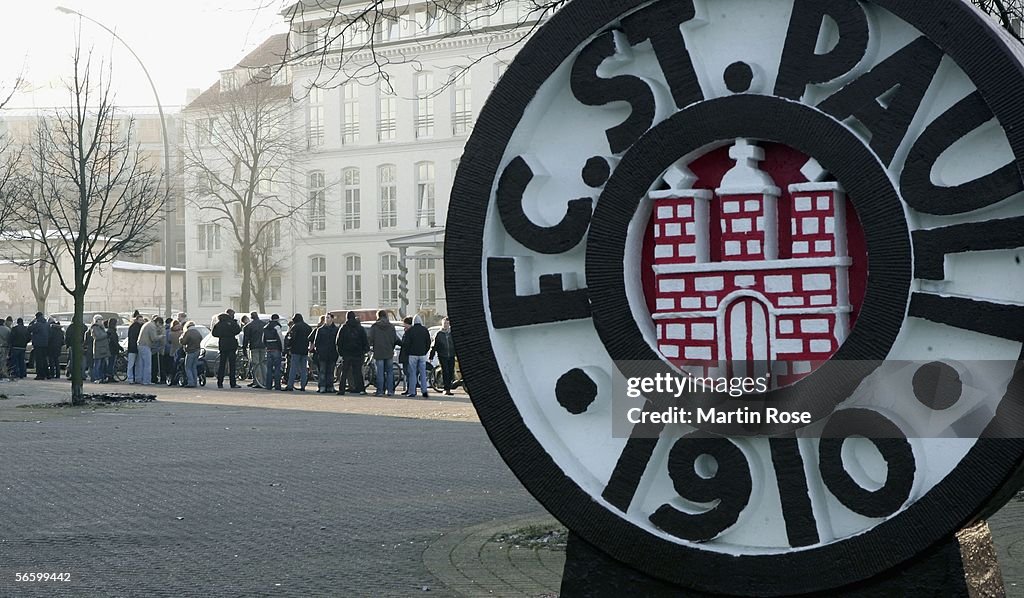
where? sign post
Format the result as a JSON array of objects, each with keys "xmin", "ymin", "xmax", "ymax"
[{"xmin": 448, "ymin": 0, "xmax": 1024, "ymax": 595}]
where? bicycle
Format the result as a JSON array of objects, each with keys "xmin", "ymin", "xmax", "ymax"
[
  {"xmin": 432, "ymin": 357, "xmax": 468, "ymax": 394},
  {"xmin": 113, "ymin": 353, "xmax": 128, "ymax": 382}
]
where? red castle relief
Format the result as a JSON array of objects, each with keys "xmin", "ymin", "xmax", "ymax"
[{"xmin": 647, "ymin": 139, "xmax": 861, "ymax": 385}]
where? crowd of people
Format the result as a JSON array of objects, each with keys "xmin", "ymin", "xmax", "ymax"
[
  {"xmin": 0, "ymin": 308, "xmax": 459, "ymax": 399},
  {"xmin": 221, "ymin": 309, "xmax": 457, "ymax": 398}
]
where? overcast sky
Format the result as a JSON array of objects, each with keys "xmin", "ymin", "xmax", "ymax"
[{"xmin": 0, "ymin": 0, "xmax": 288, "ymax": 110}]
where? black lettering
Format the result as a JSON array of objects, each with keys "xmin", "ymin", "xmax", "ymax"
[
  {"xmin": 769, "ymin": 437, "xmax": 820, "ymax": 547},
  {"xmin": 622, "ymin": 0, "xmax": 703, "ymax": 109},
  {"xmin": 497, "ymin": 156, "xmax": 592, "ymax": 254},
  {"xmin": 603, "ymin": 400, "xmax": 665, "ymax": 512},
  {"xmin": 570, "ymin": 30, "xmax": 656, "ymax": 155},
  {"xmin": 901, "ymin": 91, "xmax": 1024, "ymax": 215},
  {"xmin": 817, "ymin": 37, "xmax": 944, "ymax": 166},
  {"xmin": 649, "ymin": 435, "xmax": 752, "ymax": 542},
  {"xmin": 486, "ymin": 257, "xmax": 590, "ymax": 329},
  {"xmin": 819, "ymin": 409, "xmax": 915, "ymax": 519},
  {"xmin": 913, "ymin": 216, "xmax": 1024, "ymax": 280},
  {"xmin": 774, "ymin": 0, "xmax": 869, "ymax": 100},
  {"xmin": 909, "ymin": 294, "xmax": 1024, "ymax": 342}
]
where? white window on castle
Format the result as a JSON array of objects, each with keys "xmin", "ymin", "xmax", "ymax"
[
  {"xmin": 452, "ymin": 69, "xmax": 472, "ymax": 135},
  {"xmin": 341, "ymin": 82, "xmax": 359, "ymax": 144},
  {"xmin": 417, "ymin": 256, "xmax": 437, "ymax": 307},
  {"xmin": 311, "ymin": 256, "xmax": 328, "ymax": 308},
  {"xmin": 460, "ymin": 1, "xmax": 489, "ymax": 28},
  {"xmin": 378, "ymin": 80, "xmax": 397, "ymax": 142},
  {"xmin": 415, "ymin": 72, "xmax": 435, "ymax": 139},
  {"xmin": 345, "ymin": 254, "xmax": 362, "ymax": 306},
  {"xmin": 415, "ymin": 162, "xmax": 435, "ymax": 228},
  {"xmin": 423, "ymin": 7, "xmax": 446, "ymax": 35},
  {"xmin": 378, "ymin": 164, "xmax": 398, "ymax": 229},
  {"xmin": 308, "ymin": 171, "xmax": 326, "ymax": 231},
  {"xmin": 199, "ymin": 276, "xmax": 222, "ymax": 304},
  {"xmin": 308, "ymin": 87, "xmax": 325, "ymax": 147},
  {"xmin": 498, "ymin": 1, "xmax": 521, "ymax": 25},
  {"xmin": 380, "ymin": 253, "xmax": 399, "ymax": 307},
  {"xmin": 343, "ymin": 168, "xmax": 361, "ymax": 230}
]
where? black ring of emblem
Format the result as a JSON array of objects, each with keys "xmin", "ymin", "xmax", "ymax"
[
  {"xmin": 587, "ymin": 94, "xmax": 908, "ymax": 436},
  {"xmin": 445, "ymin": 0, "xmax": 1024, "ymax": 594}
]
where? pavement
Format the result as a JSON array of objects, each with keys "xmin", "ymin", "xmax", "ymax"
[{"xmin": 0, "ymin": 378, "xmax": 1021, "ymax": 597}]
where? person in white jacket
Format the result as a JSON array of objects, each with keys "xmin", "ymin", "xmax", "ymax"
[{"xmin": 137, "ymin": 316, "xmax": 164, "ymax": 386}]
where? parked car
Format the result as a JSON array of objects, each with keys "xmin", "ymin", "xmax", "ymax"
[{"xmin": 49, "ymin": 311, "xmax": 121, "ymax": 326}]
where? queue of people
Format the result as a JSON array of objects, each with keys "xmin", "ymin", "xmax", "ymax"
[{"xmin": 0, "ymin": 307, "xmax": 459, "ymax": 398}]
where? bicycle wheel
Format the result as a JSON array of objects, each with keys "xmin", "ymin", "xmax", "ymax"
[
  {"xmin": 431, "ymin": 365, "xmax": 445, "ymax": 392},
  {"xmin": 114, "ymin": 355, "xmax": 128, "ymax": 382}
]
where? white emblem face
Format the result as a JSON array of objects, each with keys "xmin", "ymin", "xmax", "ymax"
[{"xmin": 448, "ymin": 0, "xmax": 1024, "ymax": 593}]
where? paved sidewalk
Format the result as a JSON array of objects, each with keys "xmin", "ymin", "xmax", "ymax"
[{"xmin": 0, "ymin": 379, "xmax": 1021, "ymax": 596}]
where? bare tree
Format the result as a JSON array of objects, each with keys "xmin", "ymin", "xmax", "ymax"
[
  {"xmin": 183, "ymin": 72, "xmax": 306, "ymax": 313},
  {"xmin": 12, "ymin": 44, "xmax": 164, "ymax": 405},
  {"xmin": 971, "ymin": 0, "xmax": 1024, "ymax": 41},
  {"xmin": 280, "ymin": 0, "xmax": 563, "ymax": 91},
  {"xmin": 248, "ymin": 228, "xmax": 293, "ymax": 313}
]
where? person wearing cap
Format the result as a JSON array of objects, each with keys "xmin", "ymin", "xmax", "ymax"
[
  {"xmin": 90, "ymin": 315, "xmax": 110, "ymax": 383},
  {"xmin": 29, "ymin": 312, "xmax": 50, "ymax": 380},
  {"xmin": 9, "ymin": 318, "xmax": 29, "ymax": 379},
  {"xmin": 242, "ymin": 312, "xmax": 266, "ymax": 389},
  {"xmin": 336, "ymin": 311, "xmax": 369, "ymax": 395}
]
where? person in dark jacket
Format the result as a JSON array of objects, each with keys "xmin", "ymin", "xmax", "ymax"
[
  {"xmin": 29, "ymin": 312, "xmax": 50, "ymax": 379},
  {"xmin": 367, "ymin": 311, "xmax": 399, "ymax": 396},
  {"xmin": 105, "ymin": 318, "xmax": 120, "ymax": 383},
  {"xmin": 126, "ymin": 314, "xmax": 143, "ymax": 383},
  {"xmin": 47, "ymin": 318, "xmax": 64, "ymax": 379},
  {"xmin": 242, "ymin": 313, "xmax": 266, "ymax": 389},
  {"xmin": 398, "ymin": 316, "xmax": 413, "ymax": 393},
  {"xmin": 285, "ymin": 314, "xmax": 313, "ymax": 391},
  {"xmin": 10, "ymin": 317, "xmax": 29, "ymax": 379},
  {"xmin": 429, "ymin": 317, "xmax": 456, "ymax": 395},
  {"xmin": 263, "ymin": 315, "xmax": 283, "ymax": 390},
  {"xmin": 403, "ymin": 315, "xmax": 432, "ymax": 398},
  {"xmin": 336, "ymin": 311, "xmax": 369, "ymax": 395},
  {"xmin": 212, "ymin": 310, "xmax": 242, "ymax": 388},
  {"xmin": 312, "ymin": 314, "xmax": 339, "ymax": 393}
]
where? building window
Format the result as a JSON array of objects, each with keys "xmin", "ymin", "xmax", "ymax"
[
  {"xmin": 308, "ymin": 86, "xmax": 325, "ymax": 147},
  {"xmin": 380, "ymin": 253, "xmax": 399, "ymax": 307},
  {"xmin": 378, "ymin": 80, "xmax": 397, "ymax": 142},
  {"xmin": 378, "ymin": 164, "xmax": 397, "ymax": 229},
  {"xmin": 417, "ymin": 256, "xmax": 436, "ymax": 307},
  {"xmin": 311, "ymin": 256, "xmax": 328, "ymax": 308},
  {"xmin": 343, "ymin": 168, "xmax": 360, "ymax": 230},
  {"xmin": 199, "ymin": 276, "xmax": 222, "ymax": 304},
  {"xmin": 345, "ymin": 254, "xmax": 362, "ymax": 306},
  {"xmin": 452, "ymin": 69, "xmax": 472, "ymax": 134},
  {"xmin": 256, "ymin": 220, "xmax": 282, "ymax": 248},
  {"xmin": 415, "ymin": 162, "xmax": 435, "ymax": 228},
  {"xmin": 269, "ymin": 274, "xmax": 282, "ymax": 303},
  {"xmin": 175, "ymin": 242, "xmax": 186, "ymax": 267},
  {"xmin": 308, "ymin": 171, "xmax": 326, "ymax": 231},
  {"xmin": 375, "ymin": 13, "xmax": 400, "ymax": 42},
  {"xmin": 194, "ymin": 118, "xmax": 215, "ymax": 145},
  {"xmin": 341, "ymin": 82, "xmax": 359, "ymax": 144},
  {"xmin": 460, "ymin": 1, "xmax": 490, "ymax": 28},
  {"xmin": 197, "ymin": 224, "xmax": 221, "ymax": 251},
  {"xmin": 494, "ymin": 61, "xmax": 509, "ymax": 83},
  {"xmin": 415, "ymin": 72, "xmax": 434, "ymax": 138}
]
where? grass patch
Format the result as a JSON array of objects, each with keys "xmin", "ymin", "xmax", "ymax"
[{"xmin": 493, "ymin": 523, "xmax": 568, "ymax": 551}]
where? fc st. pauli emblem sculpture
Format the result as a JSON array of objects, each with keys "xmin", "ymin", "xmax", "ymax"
[{"xmin": 447, "ymin": 0, "xmax": 1024, "ymax": 595}]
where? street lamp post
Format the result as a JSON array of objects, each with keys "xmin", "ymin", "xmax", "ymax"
[{"xmin": 56, "ymin": 6, "xmax": 174, "ymax": 321}]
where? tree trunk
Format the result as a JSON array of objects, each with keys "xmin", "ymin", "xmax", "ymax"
[
  {"xmin": 239, "ymin": 246, "xmax": 252, "ymax": 313},
  {"xmin": 69, "ymin": 292, "xmax": 85, "ymax": 406}
]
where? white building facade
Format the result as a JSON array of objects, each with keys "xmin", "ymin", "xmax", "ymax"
[{"xmin": 183, "ymin": 1, "xmax": 541, "ymax": 324}]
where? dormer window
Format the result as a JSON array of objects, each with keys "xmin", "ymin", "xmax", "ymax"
[{"xmin": 221, "ymin": 70, "xmax": 237, "ymax": 91}]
